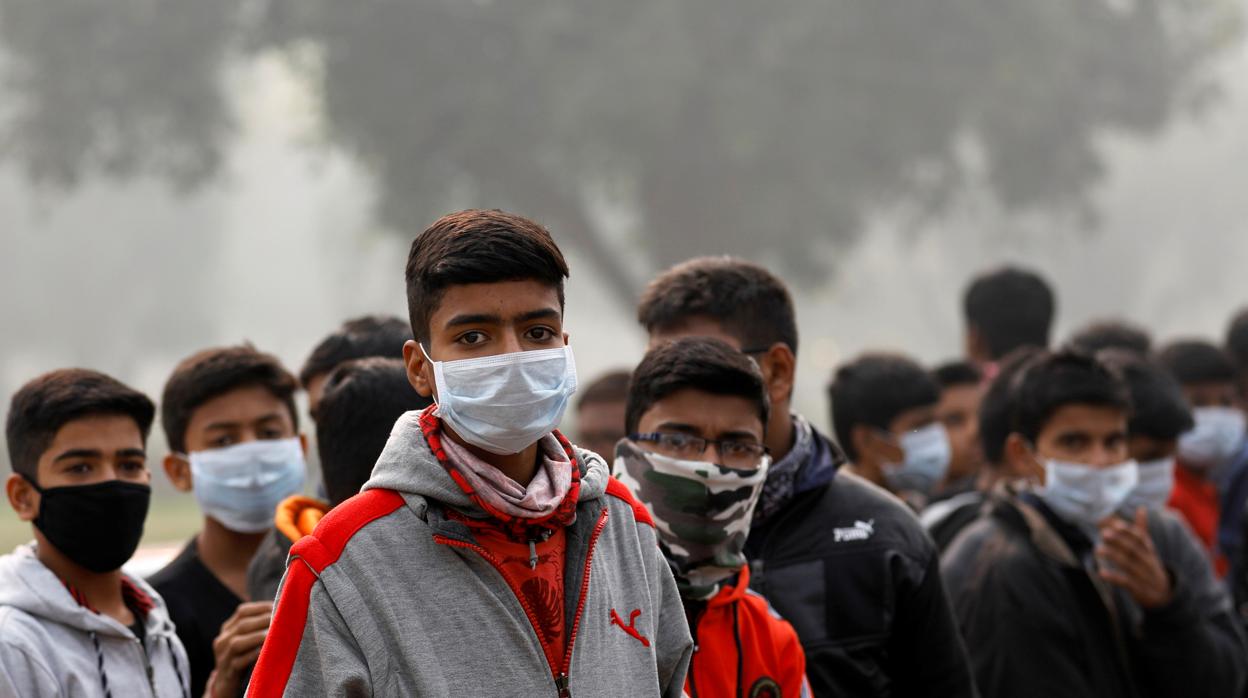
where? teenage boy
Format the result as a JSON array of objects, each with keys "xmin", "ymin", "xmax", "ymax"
[
  {"xmin": 942, "ymin": 350, "xmax": 1248, "ymax": 698},
  {"xmin": 299, "ymin": 315, "xmax": 412, "ymax": 413},
  {"xmin": 638, "ymin": 257, "xmax": 974, "ymax": 698},
  {"xmin": 931, "ymin": 360, "xmax": 985, "ymax": 500},
  {"xmin": 574, "ymin": 369, "xmax": 631, "ymax": 460},
  {"xmin": 829, "ymin": 352, "xmax": 953, "ymax": 510},
  {"xmin": 249, "ymin": 210, "xmax": 692, "ymax": 696},
  {"xmin": 962, "ymin": 265, "xmax": 1055, "ymax": 369},
  {"xmin": 617, "ymin": 337, "xmax": 810, "ymax": 697},
  {"xmin": 150, "ymin": 345, "xmax": 307, "ymax": 697},
  {"xmin": 1, "ymin": 369, "xmax": 190, "ymax": 696},
  {"xmin": 1157, "ymin": 339, "xmax": 1245, "ymax": 575}
]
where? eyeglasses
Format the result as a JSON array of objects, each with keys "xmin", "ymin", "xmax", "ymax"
[{"xmin": 629, "ymin": 432, "xmax": 769, "ymax": 470}]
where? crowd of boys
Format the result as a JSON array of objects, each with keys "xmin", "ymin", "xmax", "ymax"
[{"xmin": 2, "ymin": 208, "xmax": 1248, "ymax": 697}]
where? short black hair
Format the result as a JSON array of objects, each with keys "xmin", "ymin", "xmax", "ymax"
[
  {"xmin": 6, "ymin": 369, "xmax": 155, "ymax": 482},
  {"xmin": 1010, "ymin": 349, "xmax": 1130, "ymax": 444},
  {"xmin": 161, "ymin": 344, "xmax": 299, "ymax": 454},
  {"xmin": 406, "ymin": 209, "xmax": 569, "ymax": 346},
  {"xmin": 828, "ymin": 353, "xmax": 941, "ymax": 462},
  {"xmin": 932, "ymin": 360, "xmax": 983, "ymax": 390},
  {"xmin": 1225, "ymin": 308, "xmax": 1248, "ymax": 371},
  {"xmin": 1067, "ymin": 319, "xmax": 1152, "ymax": 357},
  {"xmin": 979, "ymin": 347, "xmax": 1043, "ymax": 466},
  {"xmin": 637, "ymin": 256, "xmax": 799, "ymax": 355},
  {"xmin": 577, "ymin": 370, "xmax": 632, "ymax": 412},
  {"xmin": 315, "ymin": 358, "xmax": 431, "ymax": 506},
  {"xmin": 1156, "ymin": 339, "xmax": 1236, "ymax": 386},
  {"xmin": 963, "ymin": 265, "xmax": 1055, "ymax": 359},
  {"xmin": 1097, "ymin": 350, "xmax": 1193, "ymax": 440},
  {"xmin": 625, "ymin": 337, "xmax": 769, "ymax": 435},
  {"xmin": 299, "ymin": 315, "xmax": 412, "ymax": 388}
]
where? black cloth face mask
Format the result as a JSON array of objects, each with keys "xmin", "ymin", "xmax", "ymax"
[{"xmin": 26, "ymin": 478, "xmax": 151, "ymax": 573}]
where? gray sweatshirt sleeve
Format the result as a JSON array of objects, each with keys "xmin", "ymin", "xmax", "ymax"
[
  {"xmin": 282, "ymin": 581, "xmax": 373, "ymax": 697},
  {"xmin": 649, "ymin": 539, "xmax": 694, "ymax": 698},
  {"xmin": 0, "ymin": 639, "xmax": 58, "ymax": 698}
]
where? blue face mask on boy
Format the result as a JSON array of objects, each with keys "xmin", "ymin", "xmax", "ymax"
[
  {"xmin": 421, "ymin": 344, "xmax": 578, "ymax": 455},
  {"xmin": 883, "ymin": 423, "xmax": 951, "ymax": 495},
  {"xmin": 1039, "ymin": 459, "xmax": 1139, "ymax": 531},
  {"xmin": 187, "ymin": 437, "xmax": 306, "ymax": 533}
]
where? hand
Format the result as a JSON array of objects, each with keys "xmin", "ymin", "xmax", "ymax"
[
  {"xmin": 208, "ymin": 601, "xmax": 274, "ymax": 698},
  {"xmin": 1096, "ymin": 507, "xmax": 1172, "ymax": 609}
]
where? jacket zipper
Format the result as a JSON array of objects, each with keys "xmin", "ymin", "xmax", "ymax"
[
  {"xmin": 433, "ymin": 506, "xmax": 608, "ymax": 697},
  {"xmin": 556, "ymin": 508, "xmax": 610, "ymax": 697}
]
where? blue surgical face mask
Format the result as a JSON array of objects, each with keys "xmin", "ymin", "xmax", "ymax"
[
  {"xmin": 422, "ymin": 344, "xmax": 578, "ymax": 455},
  {"xmin": 187, "ymin": 437, "xmax": 306, "ymax": 533},
  {"xmin": 1119, "ymin": 456, "xmax": 1176, "ymax": 514},
  {"xmin": 883, "ymin": 423, "xmax": 951, "ymax": 495},
  {"xmin": 1039, "ymin": 459, "xmax": 1139, "ymax": 530},
  {"xmin": 1178, "ymin": 407, "xmax": 1246, "ymax": 470}
]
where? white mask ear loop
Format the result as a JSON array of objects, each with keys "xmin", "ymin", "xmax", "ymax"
[{"xmin": 417, "ymin": 343, "xmax": 441, "ymax": 405}]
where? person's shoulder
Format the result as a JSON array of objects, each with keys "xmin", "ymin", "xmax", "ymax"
[
  {"xmin": 602, "ymin": 476, "xmax": 655, "ymax": 530},
  {"xmin": 0, "ymin": 605, "xmax": 56, "ymax": 652},
  {"xmin": 819, "ymin": 469, "xmax": 933, "ymax": 547},
  {"xmin": 290, "ymin": 488, "xmax": 408, "ymax": 575}
]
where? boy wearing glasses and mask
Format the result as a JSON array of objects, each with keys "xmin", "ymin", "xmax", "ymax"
[
  {"xmin": 617, "ymin": 337, "xmax": 810, "ymax": 697},
  {"xmin": 1, "ymin": 369, "xmax": 189, "ymax": 696},
  {"xmin": 942, "ymin": 349, "xmax": 1247, "ymax": 698},
  {"xmin": 249, "ymin": 210, "xmax": 691, "ymax": 696},
  {"xmin": 151, "ymin": 345, "xmax": 307, "ymax": 697}
]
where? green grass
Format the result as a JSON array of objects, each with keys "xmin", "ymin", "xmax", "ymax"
[{"xmin": 0, "ymin": 494, "xmax": 203, "ymax": 554}]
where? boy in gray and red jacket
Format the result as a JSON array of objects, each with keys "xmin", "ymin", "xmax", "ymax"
[{"xmin": 248, "ymin": 209, "xmax": 691, "ymax": 696}]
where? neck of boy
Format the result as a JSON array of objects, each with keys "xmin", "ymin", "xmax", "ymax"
[
  {"xmin": 197, "ymin": 517, "xmax": 266, "ymax": 600},
  {"xmin": 33, "ymin": 532, "xmax": 134, "ymax": 627},
  {"xmin": 443, "ymin": 426, "xmax": 542, "ymax": 486},
  {"xmin": 765, "ymin": 404, "xmax": 796, "ymax": 463}
]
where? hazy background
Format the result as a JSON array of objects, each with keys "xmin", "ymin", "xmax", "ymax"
[{"xmin": 2, "ymin": 0, "xmax": 1247, "ymax": 549}]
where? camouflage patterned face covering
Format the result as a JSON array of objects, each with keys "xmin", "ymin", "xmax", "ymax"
[{"xmin": 615, "ymin": 439, "xmax": 770, "ymax": 600}]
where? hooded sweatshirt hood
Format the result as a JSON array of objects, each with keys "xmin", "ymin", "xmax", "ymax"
[
  {"xmin": 0, "ymin": 543, "xmax": 190, "ymax": 696},
  {"xmin": 362, "ymin": 410, "xmax": 610, "ymax": 516}
]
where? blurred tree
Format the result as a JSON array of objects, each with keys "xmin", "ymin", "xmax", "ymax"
[{"xmin": 0, "ymin": 0, "xmax": 1239, "ymax": 305}]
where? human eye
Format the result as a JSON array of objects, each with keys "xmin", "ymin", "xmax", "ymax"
[
  {"xmin": 457, "ymin": 330, "xmax": 488, "ymax": 346},
  {"xmin": 64, "ymin": 462, "xmax": 92, "ymax": 475},
  {"xmin": 524, "ymin": 326, "xmax": 557, "ymax": 343},
  {"xmin": 210, "ymin": 435, "xmax": 236, "ymax": 448},
  {"xmin": 120, "ymin": 460, "xmax": 146, "ymax": 474}
]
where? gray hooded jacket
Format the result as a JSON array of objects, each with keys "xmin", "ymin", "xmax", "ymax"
[
  {"xmin": 0, "ymin": 543, "xmax": 191, "ymax": 697},
  {"xmin": 246, "ymin": 411, "xmax": 692, "ymax": 697}
]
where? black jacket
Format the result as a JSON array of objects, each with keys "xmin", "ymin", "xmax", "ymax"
[
  {"xmin": 942, "ymin": 487, "xmax": 1247, "ymax": 698},
  {"xmin": 745, "ymin": 424, "xmax": 977, "ymax": 698}
]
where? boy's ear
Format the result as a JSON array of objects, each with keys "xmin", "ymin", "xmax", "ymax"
[
  {"xmin": 403, "ymin": 340, "xmax": 435, "ymax": 399},
  {"xmin": 298, "ymin": 433, "xmax": 309, "ymax": 455},
  {"xmin": 6, "ymin": 474, "xmax": 39, "ymax": 522},
  {"xmin": 965, "ymin": 326, "xmax": 989, "ymax": 364},
  {"xmin": 1004, "ymin": 433, "xmax": 1043, "ymax": 482},
  {"xmin": 163, "ymin": 454, "xmax": 194, "ymax": 493},
  {"xmin": 758, "ymin": 344, "xmax": 796, "ymax": 408}
]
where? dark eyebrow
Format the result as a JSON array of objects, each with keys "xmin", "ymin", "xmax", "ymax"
[
  {"xmin": 655, "ymin": 422, "xmax": 702, "ymax": 435},
  {"xmin": 53, "ymin": 448, "xmax": 102, "ymax": 463},
  {"xmin": 515, "ymin": 308, "xmax": 561, "ymax": 323},
  {"xmin": 445, "ymin": 313, "xmax": 502, "ymax": 328},
  {"xmin": 115, "ymin": 448, "xmax": 147, "ymax": 459}
]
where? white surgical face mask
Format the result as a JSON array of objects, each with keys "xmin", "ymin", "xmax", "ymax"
[
  {"xmin": 1039, "ymin": 459, "xmax": 1139, "ymax": 530},
  {"xmin": 1178, "ymin": 407, "xmax": 1247, "ymax": 470},
  {"xmin": 1119, "ymin": 456, "xmax": 1176, "ymax": 514},
  {"xmin": 423, "ymin": 344, "xmax": 578, "ymax": 455},
  {"xmin": 883, "ymin": 423, "xmax": 951, "ymax": 495},
  {"xmin": 188, "ymin": 437, "xmax": 306, "ymax": 533}
]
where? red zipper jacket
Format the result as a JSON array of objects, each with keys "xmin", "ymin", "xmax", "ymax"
[{"xmin": 687, "ymin": 565, "xmax": 811, "ymax": 698}]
